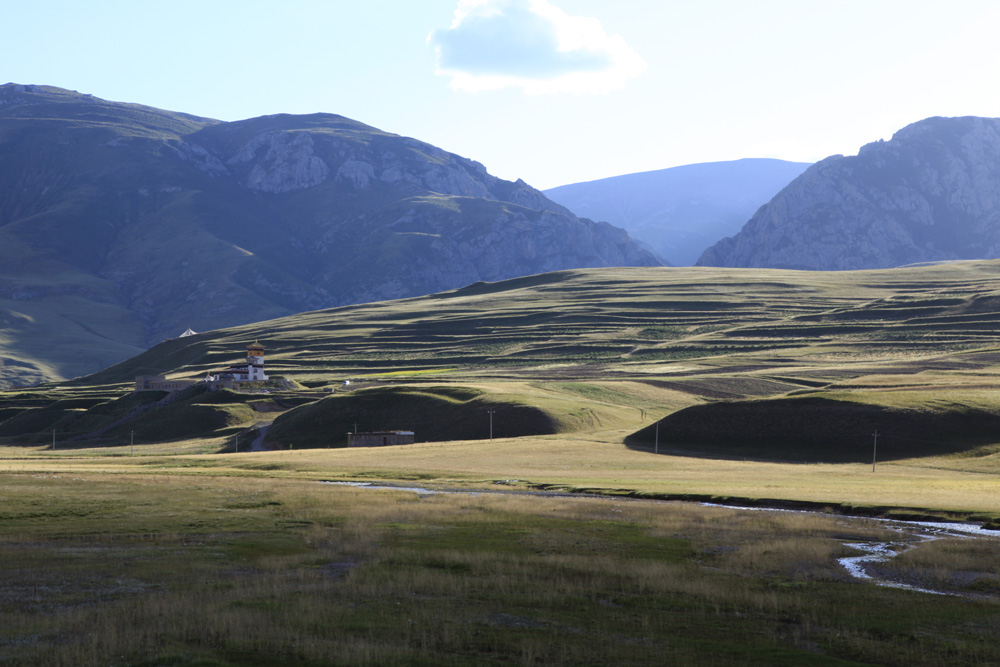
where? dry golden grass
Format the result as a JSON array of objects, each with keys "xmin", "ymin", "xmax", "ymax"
[{"xmin": 4, "ymin": 429, "xmax": 1000, "ymax": 519}]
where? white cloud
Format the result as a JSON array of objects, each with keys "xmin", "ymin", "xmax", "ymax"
[{"xmin": 429, "ymin": 0, "xmax": 646, "ymax": 95}]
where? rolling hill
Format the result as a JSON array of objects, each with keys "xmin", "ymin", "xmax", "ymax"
[{"xmin": 7, "ymin": 260, "xmax": 1000, "ymax": 461}]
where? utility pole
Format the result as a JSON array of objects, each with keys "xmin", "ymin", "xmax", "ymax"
[
  {"xmin": 872, "ymin": 430, "xmax": 879, "ymax": 472},
  {"xmin": 130, "ymin": 430, "xmax": 134, "ymax": 457},
  {"xmin": 235, "ymin": 433, "xmax": 239, "ymax": 454},
  {"xmin": 52, "ymin": 429, "xmax": 56, "ymax": 451},
  {"xmin": 655, "ymin": 422, "xmax": 659, "ymax": 455},
  {"xmin": 487, "ymin": 409, "xmax": 496, "ymax": 441}
]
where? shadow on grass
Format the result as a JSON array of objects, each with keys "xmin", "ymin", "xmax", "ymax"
[
  {"xmin": 264, "ymin": 385, "xmax": 560, "ymax": 449},
  {"xmin": 625, "ymin": 396, "xmax": 1000, "ymax": 463}
]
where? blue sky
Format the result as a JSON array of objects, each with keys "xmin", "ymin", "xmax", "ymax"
[{"xmin": 4, "ymin": 0, "xmax": 1000, "ymax": 189}]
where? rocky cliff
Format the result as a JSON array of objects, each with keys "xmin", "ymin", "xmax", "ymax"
[
  {"xmin": 697, "ymin": 116, "xmax": 1000, "ymax": 270},
  {"xmin": 0, "ymin": 84, "xmax": 658, "ymax": 386}
]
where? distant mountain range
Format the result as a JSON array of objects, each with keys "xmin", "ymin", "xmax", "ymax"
[
  {"xmin": 544, "ymin": 159, "xmax": 810, "ymax": 265},
  {"xmin": 0, "ymin": 84, "xmax": 658, "ymax": 387},
  {"xmin": 698, "ymin": 116, "xmax": 1000, "ymax": 270}
]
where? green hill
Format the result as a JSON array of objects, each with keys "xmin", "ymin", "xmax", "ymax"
[
  {"xmin": 77, "ymin": 260, "xmax": 1000, "ymax": 387},
  {"xmin": 8, "ymin": 261, "xmax": 1000, "ymax": 458},
  {"xmin": 265, "ymin": 385, "xmax": 558, "ymax": 449}
]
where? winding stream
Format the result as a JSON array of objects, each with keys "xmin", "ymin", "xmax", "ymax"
[
  {"xmin": 322, "ymin": 481, "xmax": 1000, "ymax": 595},
  {"xmin": 835, "ymin": 518, "xmax": 1000, "ymax": 595}
]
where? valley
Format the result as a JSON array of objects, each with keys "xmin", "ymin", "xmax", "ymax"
[
  {"xmin": 5, "ymin": 262, "xmax": 1000, "ymax": 665},
  {"xmin": 7, "ymin": 3, "xmax": 1000, "ymax": 663}
]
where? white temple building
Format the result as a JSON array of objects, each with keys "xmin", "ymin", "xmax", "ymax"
[{"xmin": 206, "ymin": 341, "xmax": 269, "ymax": 383}]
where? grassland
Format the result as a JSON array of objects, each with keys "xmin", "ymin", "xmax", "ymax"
[
  {"xmin": 2, "ymin": 468, "xmax": 999, "ymax": 666},
  {"xmin": 5, "ymin": 262, "xmax": 1000, "ymax": 663}
]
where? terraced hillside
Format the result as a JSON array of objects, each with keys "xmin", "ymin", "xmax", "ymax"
[
  {"xmin": 7, "ymin": 261, "xmax": 1000, "ymax": 456},
  {"xmin": 83, "ymin": 261, "xmax": 1000, "ymax": 383}
]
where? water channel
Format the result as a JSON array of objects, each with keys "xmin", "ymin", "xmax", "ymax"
[{"xmin": 323, "ymin": 481, "xmax": 1000, "ymax": 596}]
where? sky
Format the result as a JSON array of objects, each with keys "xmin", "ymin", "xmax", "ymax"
[{"xmin": 4, "ymin": 0, "xmax": 1000, "ymax": 189}]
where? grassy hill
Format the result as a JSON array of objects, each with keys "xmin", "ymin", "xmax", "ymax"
[
  {"xmin": 78, "ymin": 259, "xmax": 1000, "ymax": 386},
  {"xmin": 7, "ymin": 261, "xmax": 1000, "ymax": 460},
  {"xmin": 627, "ymin": 392, "xmax": 1000, "ymax": 462},
  {"xmin": 265, "ymin": 385, "xmax": 559, "ymax": 449}
]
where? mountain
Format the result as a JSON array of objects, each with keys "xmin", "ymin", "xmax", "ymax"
[
  {"xmin": 0, "ymin": 84, "xmax": 658, "ymax": 388},
  {"xmin": 698, "ymin": 116, "xmax": 1000, "ymax": 270},
  {"xmin": 544, "ymin": 159, "xmax": 810, "ymax": 265}
]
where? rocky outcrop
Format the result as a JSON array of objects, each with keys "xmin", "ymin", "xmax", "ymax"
[
  {"xmin": 227, "ymin": 131, "xmax": 330, "ymax": 193},
  {"xmin": 697, "ymin": 117, "xmax": 1000, "ymax": 270}
]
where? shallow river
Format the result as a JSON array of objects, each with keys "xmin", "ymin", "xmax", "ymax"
[{"xmin": 322, "ymin": 481, "xmax": 1000, "ymax": 596}]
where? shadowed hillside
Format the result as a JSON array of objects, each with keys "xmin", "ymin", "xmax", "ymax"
[
  {"xmin": 265, "ymin": 386, "xmax": 559, "ymax": 449},
  {"xmin": 626, "ymin": 394, "xmax": 1000, "ymax": 462}
]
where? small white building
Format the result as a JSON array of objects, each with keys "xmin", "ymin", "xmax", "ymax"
[
  {"xmin": 137, "ymin": 341, "xmax": 271, "ymax": 393},
  {"xmin": 206, "ymin": 341, "xmax": 269, "ymax": 383}
]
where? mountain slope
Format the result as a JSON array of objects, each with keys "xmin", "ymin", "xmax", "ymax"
[
  {"xmin": 698, "ymin": 116, "xmax": 1000, "ymax": 270},
  {"xmin": 0, "ymin": 84, "xmax": 658, "ymax": 387},
  {"xmin": 544, "ymin": 158, "xmax": 809, "ymax": 265}
]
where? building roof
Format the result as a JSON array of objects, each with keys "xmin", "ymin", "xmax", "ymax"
[{"xmin": 247, "ymin": 340, "xmax": 265, "ymax": 350}]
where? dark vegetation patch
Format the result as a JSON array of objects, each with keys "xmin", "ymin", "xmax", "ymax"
[
  {"xmin": 109, "ymin": 386, "xmax": 253, "ymax": 442},
  {"xmin": 0, "ymin": 391, "xmax": 161, "ymax": 442},
  {"xmin": 627, "ymin": 396, "xmax": 1000, "ymax": 462},
  {"xmin": 121, "ymin": 403, "xmax": 247, "ymax": 443},
  {"xmin": 265, "ymin": 385, "xmax": 557, "ymax": 449}
]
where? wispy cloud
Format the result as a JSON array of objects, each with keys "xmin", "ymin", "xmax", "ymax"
[{"xmin": 429, "ymin": 0, "xmax": 646, "ymax": 95}]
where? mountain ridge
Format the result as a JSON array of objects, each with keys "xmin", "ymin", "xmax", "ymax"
[
  {"xmin": 697, "ymin": 116, "xmax": 1000, "ymax": 270},
  {"xmin": 0, "ymin": 84, "xmax": 658, "ymax": 387}
]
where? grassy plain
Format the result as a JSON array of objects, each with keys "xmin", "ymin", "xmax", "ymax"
[
  {"xmin": 2, "ymin": 469, "xmax": 999, "ymax": 666},
  {"xmin": 6, "ymin": 433, "xmax": 1000, "ymax": 521},
  {"xmin": 5, "ymin": 262, "xmax": 1000, "ymax": 663}
]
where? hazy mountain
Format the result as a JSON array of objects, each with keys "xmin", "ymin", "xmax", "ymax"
[
  {"xmin": 698, "ymin": 117, "xmax": 1000, "ymax": 270},
  {"xmin": 544, "ymin": 159, "xmax": 810, "ymax": 265},
  {"xmin": 0, "ymin": 84, "xmax": 658, "ymax": 387}
]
